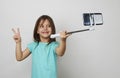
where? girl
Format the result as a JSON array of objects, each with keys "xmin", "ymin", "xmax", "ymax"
[{"xmin": 12, "ymin": 15, "xmax": 71, "ymax": 78}]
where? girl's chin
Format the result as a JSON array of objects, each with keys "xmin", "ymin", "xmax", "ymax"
[{"xmin": 41, "ymin": 35, "xmax": 50, "ymax": 38}]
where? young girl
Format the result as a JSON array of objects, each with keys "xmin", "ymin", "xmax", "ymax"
[{"xmin": 12, "ymin": 15, "xmax": 71, "ymax": 78}]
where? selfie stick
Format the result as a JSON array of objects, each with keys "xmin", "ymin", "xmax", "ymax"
[{"xmin": 50, "ymin": 28, "xmax": 94, "ymax": 38}]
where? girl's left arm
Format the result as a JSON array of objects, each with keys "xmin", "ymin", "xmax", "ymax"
[{"xmin": 56, "ymin": 31, "xmax": 71, "ymax": 56}]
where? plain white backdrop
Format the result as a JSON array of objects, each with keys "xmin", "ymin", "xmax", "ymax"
[{"xmin": 0, "ymin": 0, "xmax": 120, "ymax": 78}]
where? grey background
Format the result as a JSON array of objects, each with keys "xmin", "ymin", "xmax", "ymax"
[{"xmin": 0, "ymin": 0, "xmax": 120, "ymax": 78}]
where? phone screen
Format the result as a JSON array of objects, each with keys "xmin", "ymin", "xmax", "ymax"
[{"xmin": 83, "ymin": 13, "xmax": 91, "ymax": 26}]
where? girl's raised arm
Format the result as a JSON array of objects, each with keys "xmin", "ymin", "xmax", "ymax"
[{"xmin": 12, "ymin": 28, "xmax": 31, "ymax": 61}]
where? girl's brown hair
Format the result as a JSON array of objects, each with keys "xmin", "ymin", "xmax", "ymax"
[{"xmin": 33, "ymin": 15, "xmax": 56, "ymax": 43}]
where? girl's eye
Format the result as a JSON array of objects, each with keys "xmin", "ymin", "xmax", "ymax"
[
  {"xmin": 48, "ymin": 25, "xmax": 51, "ymax": 27},
  {"xmin": 40, "ymin": 25, "xmax": 44, "ymax": 28},
  {"xmin": 39, "ymin": 25, "xmax": 51, "ymax": 28}
]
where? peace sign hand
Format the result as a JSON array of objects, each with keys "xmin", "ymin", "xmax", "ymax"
[{"xmin": 12, "ymin": 28, "xmax": 21, "ymax": 43}]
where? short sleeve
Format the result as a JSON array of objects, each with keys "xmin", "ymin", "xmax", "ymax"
[
  {"xmin": 27, "ymin": 42, "xmax": 38, "ymax": 53},
  {"xmin": 52, "ymin": 41, "xmax": 59, "ymax": 52}
]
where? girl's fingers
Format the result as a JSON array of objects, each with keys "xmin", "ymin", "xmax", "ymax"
[
  {"xmin": 12, "ymin": 28, "xmax": 20, "ymax": 34},
  {"xmin": 17, "ymin": 28, "xmax": 20, "ymax": 34},
  {"xmin": 60, "ymin": 30, "xmax": 71, "ymax": 38},
  {"xmin": 12, "ymin": 28, "xmax": 16, "ymax": 34},
  {"xmin": 66, "ymin": 33, "xmax": 72, "ymax": 37}
]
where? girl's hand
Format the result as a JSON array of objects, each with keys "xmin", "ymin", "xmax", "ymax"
[
  {"xmin": 59, "ymin": 31, "xmax": 71, "ymax": 40},
  {"xmin": 12, "ymin": 28, "xmax": 21, "ymax": 43}
]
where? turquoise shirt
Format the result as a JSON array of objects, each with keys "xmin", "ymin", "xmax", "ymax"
[{"xmin": 27, "ymin": 41, "xmax": 59, "ymax": 78}]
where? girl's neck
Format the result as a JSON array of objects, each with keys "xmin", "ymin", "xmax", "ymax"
[{"xmin": 40, "ymin": 37, "xmax": 50, "ymax": 43}]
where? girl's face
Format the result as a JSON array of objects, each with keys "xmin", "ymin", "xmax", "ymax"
[{"xmin": 37, "ymin": 19, "xmax": 52, "ymax": 39}]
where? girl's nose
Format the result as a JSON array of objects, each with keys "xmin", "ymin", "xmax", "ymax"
[{"xmin": 44, "ymin": 26, "xmax": 48, "ymax": 30}]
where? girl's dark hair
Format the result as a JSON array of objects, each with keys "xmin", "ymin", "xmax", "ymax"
[{"xmin": 33, "ymin": 15, "xmax": 56, "ymax": 44}]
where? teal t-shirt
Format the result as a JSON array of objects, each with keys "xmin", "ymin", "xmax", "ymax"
[{"xmin": 27, "ymin": 41, "xmax": 59, "ymax": 78}]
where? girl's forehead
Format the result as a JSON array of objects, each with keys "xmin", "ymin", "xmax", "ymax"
[{"xmin": 39, "ymin": 19, "xmax": 50, "ymax": 25}]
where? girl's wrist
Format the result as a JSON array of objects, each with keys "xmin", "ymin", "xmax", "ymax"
[
  {"xmin": 61, "ymin": 38, "xmax": 67, "ymax": 42},
  {"xmin": 16, "ymin": 41, "xmax": 21, "ymax": 44}
]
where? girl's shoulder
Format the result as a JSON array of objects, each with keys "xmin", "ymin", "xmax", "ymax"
[
  {"xmin": 50, "ymin": 41, "xmax": 59, "ymax": 45},
  {"xmin": 49, "ymin": 41, "xmax": 59, "ymax": 47},
  {"xmin": 27, "ymin": 41, "xmax": 39, "ymax": 51},
  {"xmin": 28, "ymin": 41, "xmax": 38, "ymax": 46}
]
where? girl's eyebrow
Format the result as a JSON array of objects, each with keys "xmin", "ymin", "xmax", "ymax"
[
  {"xmin": 39, "ymin": 24, "xmax": 43, "ymax": 26},
  {"xmin": 39, "ymin": 20, "xmax": 44, "ymax": 25},
  {"xmin": 39, "ymin": 22, "xmax": 44, "ymax": 26}
]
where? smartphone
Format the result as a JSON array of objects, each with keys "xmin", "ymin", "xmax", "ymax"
[{"xmin": 83, "ymin": 13, "xmax": 103, "ymax": 26}]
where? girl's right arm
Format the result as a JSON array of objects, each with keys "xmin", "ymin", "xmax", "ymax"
[{"xmin": 12, "ymin": 28, "xmax": 31, "ymax": 61}]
